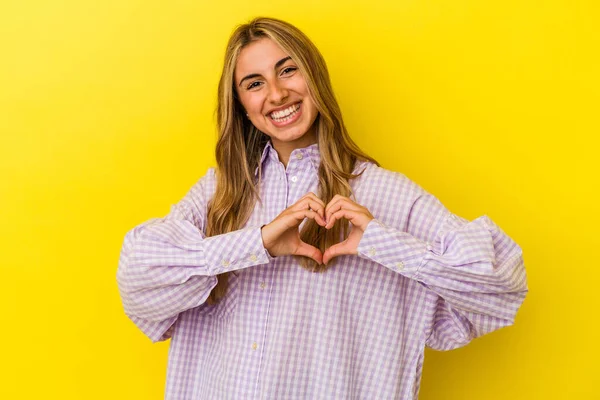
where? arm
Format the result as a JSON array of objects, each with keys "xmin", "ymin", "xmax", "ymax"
[
  {"xmin": 116, "ymin": 168, "xmax": 271, "ymax": 343},
  {"xmin": 357, "ymin": 192, "xmax": 528, "ymax": 351}
]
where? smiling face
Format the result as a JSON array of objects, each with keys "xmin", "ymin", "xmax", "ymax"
[{"xmin": 234, "ymin": 38, "xmax": 319, "ymax": 153}]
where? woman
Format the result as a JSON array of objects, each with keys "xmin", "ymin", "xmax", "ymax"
[{"xmin": 117, "ymin": 17, "xmax": 528, "ymax": 400}]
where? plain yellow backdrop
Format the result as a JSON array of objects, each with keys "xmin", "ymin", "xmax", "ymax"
[{"xmin": 1, "ymin": 0, "xmax": 598, "ymax": 399}]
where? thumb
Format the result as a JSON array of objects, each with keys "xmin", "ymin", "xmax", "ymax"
[
  {"xmin": 323, "ymin": 239, "xmax": 352, "ymax": 265},
  {"xmin": 294, "ymin": 241, "xmax": 324, "ymax": 265}
]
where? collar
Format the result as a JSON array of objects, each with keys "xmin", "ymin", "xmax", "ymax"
[{"xmin": 254, "ymin": 140, "xmax": 321, "ymax": 177}]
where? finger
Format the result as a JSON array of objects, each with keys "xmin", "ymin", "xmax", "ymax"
[
  {"xmin": 324, "ymin": 195, "xmax": 344, "ymax": 216},
  {"xmin": 306, "ymin": 198, "xmax": 326, "ymax": 221},
  {"xmin": 309, "ymin": 195, "xmax": 327, "ymax": 220},
  {"xmin": 329, "ymin": 194, "xmax": 343, "ymax": 204},
  {"xmin": 295, "ymin": 241, "xmax": 323, "ymax": 265},
  {"xmin": 325, "ymin": 206, "xmax": 363, "ymax": 229},
  {"xmin": 302, "ymin": 193, "xmax": 327, "ymax": 217},
  {"xmin": 325, "ymin": 197, "xmax": 361, "ymax": 223},
  {"xmin": 322, "ymin": 240, "xmax": 349, "ymax": 265},
  {"xmin": 325, "ymin": 197, "xmax": 342, "ymax": 224},
  {"xmin": 325, "ymin": 208, "xmax": 347, "ymax": 229},
  {"xmin": 326, "ymin": 207, "xmax": 372, "ymax": 230},
  {"xmin": 291, "ymin": 209, "xmax": 327, "ymax": 226},
  {"xmin": 303, "ymin": 192, "xmax": 326, "ymax": 210},
  {"xmin": 293, "ymin": 197, "xmax": 326, "ymax": 222},
  {"xmin": 297, "ymin": 192, "xmax": 325, "ymax": 209},
  {"xmin": 276, "ymin": 208, "xmax": 321, "ymax": 231}
]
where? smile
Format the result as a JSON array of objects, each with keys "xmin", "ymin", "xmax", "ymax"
[{"xmin": 268, "ymin": 102, "xmax": 302, "ymax": 126}]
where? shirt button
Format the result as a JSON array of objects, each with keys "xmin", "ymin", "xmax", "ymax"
[
  {"xmin": 368, "ymin": 246, "xmax": 376, "ymax": 256},
  {"xmin": 291, "ymin": 176, "xmax": 298, "ymax": 183},
  {"xmin": 395, "ymin": 262, "xmax": 405, "ymax": 271},
  {"xmin": 295, "ymin": 152, "xmax": 303, "ymax": 160},
  {"xmin": 260, "ymin": 282, "xmax": 266, "ymax": 290},
  {"xmin": 252, "ymin": 342, "xmax": 258, "ymax": 350},
  {"xmin": 221, "ymin": 259, "xmax": 230, "ymax": 267},
  {"xmin": 249, "ymin": 253, "xmax": 258, "ymax": 262}
]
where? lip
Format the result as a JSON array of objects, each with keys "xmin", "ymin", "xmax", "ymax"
[
  {"xmin": 266, "ymin": 101, "xmax": 302, "ymax": 116},
  {"xmin": 268, "ymin": 102, "xmax": 302, "ymax": 127}
]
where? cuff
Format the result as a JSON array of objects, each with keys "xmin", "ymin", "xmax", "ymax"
[
  {"xmin": 204, "ymin": 225, "xmax": 272, "ymax": 275},
  {"xmin": 356, "ymin": 219, "xmax": 430, "ymax": 279}
]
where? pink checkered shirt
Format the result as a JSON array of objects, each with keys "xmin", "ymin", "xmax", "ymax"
[{"xmin": 117, "ymin": 140, "xmax": 528, "ymax": 399}]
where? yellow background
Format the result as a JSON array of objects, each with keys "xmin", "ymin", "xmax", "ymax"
[{"xmin": 1, "ymin": 0, "xmax": 598, "ymax": 398}]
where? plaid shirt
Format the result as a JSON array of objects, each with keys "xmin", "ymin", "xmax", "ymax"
[{"xmin": 117, "ymin": 140, "xmax": 528, "ymax": 399}]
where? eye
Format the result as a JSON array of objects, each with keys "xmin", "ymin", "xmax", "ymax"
[
  {"xmin": 247, "ymin": 81, "xmax": 262, "ymax": 90},
  {"xmin": 281, "ymin": 66, "xmax": 297, "ymax": 75}
]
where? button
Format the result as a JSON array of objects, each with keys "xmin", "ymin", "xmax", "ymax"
[
  {"xmin": 249, "ymin": 253, "xmax": 258, "ymax": 262},
  {"xmin": 395, "ymin": 262, "xmax": 405, "ymax": 271},
  {"xmin": 252, "ymin": 342, "xmax": 258, "ymax": 350},
  {"xmin": 291, "ymin": 176, "xmax": 298, "ymax": 183},
  {"xmin": 260, "ymin": 282, "xmax": 266, "ymax": 290},
  {"xmin": 221, "ymin": 259, "xmax": 230, "ymax": 267},
  {"xmin": 368, "ymin": 246, "xmax": 376, "ymax": 256},
  {"xmin": 295, "ymin": 152, "xmax": 303, "ymax": 160}
]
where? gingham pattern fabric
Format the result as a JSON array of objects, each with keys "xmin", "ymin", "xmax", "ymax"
[{"xmin": 117, "ymin": 140, "xmax": 528, "ymax": 399}]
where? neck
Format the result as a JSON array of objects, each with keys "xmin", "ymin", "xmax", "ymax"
[{"xmin": 271, "ymin": 128, "xmax": 318, "ymax": 168}]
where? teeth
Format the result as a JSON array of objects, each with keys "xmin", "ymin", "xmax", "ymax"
[{"xmin": 270, "ymin": 103, "xmax": 300, "ymax": 120}]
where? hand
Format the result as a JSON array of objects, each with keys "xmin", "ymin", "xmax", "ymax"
[
  {"xmin": 322, "ymin": 195, "xmax": 374, "ymax": 265},
  {"xmin": 260, "ymin": 192, "xmax": 327, "ymax": 265}
]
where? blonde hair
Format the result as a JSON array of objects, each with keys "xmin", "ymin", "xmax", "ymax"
[{"xmin": 205, "ymin": 17, "xmax": 379, "ymax": 304}]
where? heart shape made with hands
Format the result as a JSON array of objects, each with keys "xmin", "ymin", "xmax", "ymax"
[{"xmin": 261, "ymin": 193, "xmax": 375, "ymax": 266}]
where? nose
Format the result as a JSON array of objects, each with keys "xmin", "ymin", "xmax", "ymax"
[{"xmin": 268, "ymin": 80, "xmax": 289, "ymax": 104}]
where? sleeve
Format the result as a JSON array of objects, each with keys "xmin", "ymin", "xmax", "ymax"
[
  {"xmin": 356, "ymin": 192, "xmax": 528, "ymax": 351},
  {"xmin": 116, "ymin": 168, "xmax": 271, "ymax": 343}
]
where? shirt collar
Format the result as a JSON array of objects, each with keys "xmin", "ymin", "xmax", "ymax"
[{"xmin": 254, "ymin": 140, "xmax": 321, "ymax": 177}]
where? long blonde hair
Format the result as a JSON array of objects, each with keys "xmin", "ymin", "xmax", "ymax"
[{"xmin": 205, "ymin": 17, "xmax": 379, "ymax": 304}]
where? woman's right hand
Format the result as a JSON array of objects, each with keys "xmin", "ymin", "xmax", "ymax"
[{"xmin": 260, "ymin": 192, "xmax": 327, "ymax": 265}]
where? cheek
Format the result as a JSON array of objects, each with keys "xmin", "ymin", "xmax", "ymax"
[
  {"xmin": 244, "ymin": 95, "xmax": 265, "ymax": 115},
  {"xmin": 292, "ymin": 77, "xmax": 310, "ymax": 95},
  {"xmin": 303, "ymin": 96, "xmax": 318, "ymax": 116},
  {"xmin": 290, "ymin": 79, "xmax": 315, "ymax": 108}
]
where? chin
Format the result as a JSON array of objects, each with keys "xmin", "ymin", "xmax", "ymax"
[{"xmin": 273, "ymin": 129, "xmax": 311, "ymax": 142}]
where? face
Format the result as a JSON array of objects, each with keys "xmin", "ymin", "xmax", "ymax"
[{"xmin": 234, "ymin": 38, "xmax": 319, "ymax": 150}]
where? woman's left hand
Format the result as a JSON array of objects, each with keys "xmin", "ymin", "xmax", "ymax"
[{"xmin": 322, "ymin": 195, "xmax": 375, "ymax": 265}]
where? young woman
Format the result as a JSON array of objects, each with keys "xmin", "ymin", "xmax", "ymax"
[{"xmin": 117, "ymin": 17, "xmax": 528, "ymax": 400}]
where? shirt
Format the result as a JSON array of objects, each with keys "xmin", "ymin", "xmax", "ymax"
[{"xmin": 116, "ymin": 140, "xmax": 528, "ymax": 400}]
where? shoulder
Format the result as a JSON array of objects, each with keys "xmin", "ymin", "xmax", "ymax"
[
  {"xmin": 179, "ymin": 166, "xmax": 216, "ymax": 200},
  {"xmin": 172, "ymin": 167, "xmax": 217, "ymax": 222},
  {"xmin": 352, "ymin": 161, "xmax": 428, "ymax": 199},
  {"xmin": 351, "ymin": 161, "xmax": 432, "ymax": 227},
  {"xmin": 186, "ymin": 167, "xmax": 217, "ymax": 204}
]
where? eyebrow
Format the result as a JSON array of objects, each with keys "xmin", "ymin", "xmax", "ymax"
[{"xmin": 238, "ymin": 56, "xmax": 293, "ymax": 87}]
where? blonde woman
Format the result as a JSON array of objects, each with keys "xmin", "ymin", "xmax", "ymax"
[{"xmin": 117, "ymin": 17, "xmax": 528, "ymax": 400}]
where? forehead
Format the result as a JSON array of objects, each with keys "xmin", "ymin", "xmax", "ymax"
[{"xmin": 235, "ymin": 38, "xmax": 290, "ymax": 80}]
